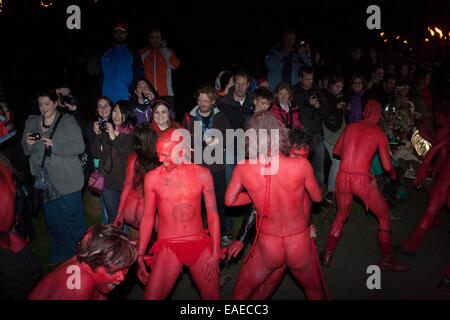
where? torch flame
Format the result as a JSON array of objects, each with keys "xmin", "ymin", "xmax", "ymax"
[
  {"xmin": 396, "ymin": 35, "xmax": 400, "ymax": 40},
  {"xmin": 380, "ymin": 32, "xmax": 385, "ymax": 37},
  {"xmin": 428, "ymin": 27, "xmax": 435, "ymax": 37},
  {"xmin": 434, "ymin": 27, "xmax": 443, "ymax": 39},
  {"xmin": 40, "ymin": 1, "xmax": 54, "ymax": 8}
]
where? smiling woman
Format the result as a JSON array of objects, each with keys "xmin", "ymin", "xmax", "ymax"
[{"xmin": 21, "ymin": 90, "xmax": 87, "ymax": 265}]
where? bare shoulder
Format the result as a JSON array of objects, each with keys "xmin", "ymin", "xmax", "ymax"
[
  {"xmin": 144, "ymin": 167, "xmax": 161, "ymax": 184},
  {"xmin": 194, "ymin": 164, "xmax": 213, "ymax": 181}
]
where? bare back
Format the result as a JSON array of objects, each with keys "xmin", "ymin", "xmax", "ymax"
[
  {"xmin": 336, "ymin": 122, "xmax": 388, "ymax": 174},
  {"xmin": 233, "ymin": 155, "xmax": 321, "ymax": 237}
]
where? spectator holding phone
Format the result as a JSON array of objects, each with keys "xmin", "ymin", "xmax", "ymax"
[{"xmin": 21, "ymin": 90, "xmax": 86, "ymax": 265}]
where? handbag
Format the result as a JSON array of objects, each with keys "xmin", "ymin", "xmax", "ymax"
[
  {"xmin": 33, "ymin": 114, "xmax": 63, "ymax": 203},
  {"xmin": 87, "ymin": 171, "xmax": 104, "ymax": 196}
]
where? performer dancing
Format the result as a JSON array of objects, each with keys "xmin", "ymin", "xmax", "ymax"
[
  {"xmin": 226, "ymin": 128, "xmax": 317, "ymax": 299},
  {"xmin": 136, "ymin": 128, "xmax": 221, "ymax": 300},
  {"xmin": 29, "ymin": 224, "xmax": 136, "ymax": 300},
  {"xmin": 114, "ymin": 123, "xmax": 159, "ymax": 229},
  {"xmin": 397, "ymin": 131, "xmax": 450, "ymax": 256},
  {"xmin": 225, "ymin": 112, "xmax": 326, "ymax": 300},
  {"xmin": 320, "ymin": 100, "xmax": 408, "ymax": 272}
]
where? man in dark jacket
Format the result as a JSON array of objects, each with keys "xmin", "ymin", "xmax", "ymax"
[
  {"xmin": 183, "ymin": 85, "xmax": 232, "ymax": 241},
  {"xmin": 293, "ymin": 66, "xmax": 329, "ymax": 187}
]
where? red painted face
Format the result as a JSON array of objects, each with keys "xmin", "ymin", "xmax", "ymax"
[
  {"xmin": 290, "ymin": 146, "xmax": 310, "ymax": 158},
  {"xmin": 156, "ymin": 129, "xmax": 186, "ymax": 171},
  {"xmin": 91, "ymin": 266, "xmax": 128, "ymax": 294},
  {"xmin": 156, "ymin": 140, "xmax": 178, "ymax": 171}
]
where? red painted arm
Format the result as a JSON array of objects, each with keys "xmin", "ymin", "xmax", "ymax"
[
  {"xmin": 224, "ymin": 166, "xmax": 252, "ymax": 206},
  {"xmin": 136, "ymin": 173, "xmax": 157, "ymax": 284},
  {"xmin": 303, "ymin": 160, "xmax": 322, "ymax": 202},
  {"xmin": 415, "ymin": 139, "xmax": 446, "ymax": 186},
  {"xmin": 115, "ymin": 153, "xmax": 137, "ymax": 226}
]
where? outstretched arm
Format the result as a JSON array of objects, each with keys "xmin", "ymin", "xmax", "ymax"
[
  {"xmin": 224, "ymin": 166, "xmax": 252, "ymax": 206},
  {"xmin": 415, "ymin": 139, "xmax": 446, "ymax": 186},
  {"xmin": 227, "ymin": 208, "xmax": 256, "ymax": 261},
  {"xmin": 201, "ymin": 169, "xmax": 221, "ymax": 281},
  {"xmin": 136, "ymin": 174, "xmax": 157, "ymax": 285}
]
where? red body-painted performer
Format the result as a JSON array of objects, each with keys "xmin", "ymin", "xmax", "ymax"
[
  {"xmin": 0, "ymin": 159, "xmax": 29, "ymax": 253},
  {"xmin": 226, "ymin": 128, "xmax": 317, "ymax": 299},
  {"xmin": 28, "ymin": 224, "xmax": 136, "ymax": 300},
  {"xmin": 397, "ymin": 129, "xmax": 450, "ymax": 256},
  {"xmin": 0, "ymin": 160, "xmax": 15, "ymax": 232},
  {"xmin": 136, "ymin": 128, "xmax": 221, "ymax": 300},
  {"xmin": 320, "ymin": 100, "xmax": 408, "ymax": 272},
  {"xmin": 114, "ymin": 124, "xmax": 159, "ymax": 229},
  {"xmin": 225, "ymin": 112, "xmax": 326, "ymax": 300}
]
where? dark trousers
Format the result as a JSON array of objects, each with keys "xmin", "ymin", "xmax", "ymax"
[
  {"xmin": 43, "ymin": 190, "xmax": 86, "ymax": 264},
  {"xmin": 310, "ymin": 133, "xmax": 326, "ymax": 188},
  {"xmin": 212, "ymin": 170, "xmax": 233, "ymax": 235},
  {"xmin": 102, "ymin": 188, "xmax": 121, "ymax": 224}
]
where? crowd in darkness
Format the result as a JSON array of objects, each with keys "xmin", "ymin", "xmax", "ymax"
[{"xmin": 0, "ymin": 17, "xmax": 449, "ymax": 299}]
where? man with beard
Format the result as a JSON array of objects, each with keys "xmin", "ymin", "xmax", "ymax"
[{"xmin": 100, "ymin": 23, "xmax": 144, "ymax": 103}]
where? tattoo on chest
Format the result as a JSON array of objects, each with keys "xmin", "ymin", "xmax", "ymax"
[{"xmin": 172, "ymin": 204, "xmax": 195, "ymax": 222}]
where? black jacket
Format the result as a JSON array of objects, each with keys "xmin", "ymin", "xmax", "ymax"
[
  {"xmin": 219, "ymin": 88, "xmax": 253, "ymax": 130},
  {"xmin": 292, "ymin": 84, "xmax": 329, "ymax": 136}
]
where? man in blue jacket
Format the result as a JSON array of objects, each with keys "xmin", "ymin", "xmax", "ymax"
[
  {"xmin": 265, "ymin": 29, "xmax": 312, "ymax": 91},
  {"xmin": 100, "ymin": 23, "xmax": 144, "ymax": 103}
]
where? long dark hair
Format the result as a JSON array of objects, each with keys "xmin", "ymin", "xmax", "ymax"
[
  {"xmin": 114, "ymin": 100, "xmax": 136, "ymax": 129},
  {"xmin": 133, "ymin": 123, "xmax": 159, "ymax": 189}
]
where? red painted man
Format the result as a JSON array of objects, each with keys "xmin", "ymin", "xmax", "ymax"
[
  {"xmin": 28, "ymin": 224, "xmax": 136, "ymax": 300},
  {"xmin": 225, "ymin": 112, "xmax": 326, "ymax": 300},
  {"xmin": 225, "ymin": 128, "xmax": 318, "ymax": 299},
  {"xmin": 320, "ymin": 100, "xmax": 408, "ymax": 272},
  {"xmin": 397, "ymin": 128, "xmax": 450, "ymax": 256},
  {"xmin": 136, "ymin": 128, "xmax": 221, "ymax": 300},
  {"xmin": 0, "ymin": 160, "xmax": 15, "ymax": 232}
]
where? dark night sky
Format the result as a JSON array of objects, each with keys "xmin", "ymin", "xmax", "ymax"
[{"xmin": 0, "ymin": 0, "xmax": 448, "ymax": 124}]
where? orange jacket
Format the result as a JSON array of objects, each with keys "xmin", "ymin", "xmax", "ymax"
[{"xmin": 139, "ymin": 47, "xmax": 180, "ymax": 96}]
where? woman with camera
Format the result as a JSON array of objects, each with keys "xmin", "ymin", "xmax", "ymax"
[
  {"xmin": 21, "ymin": 90, "xmax": 86, "ymax": 265},
  {"xmin": 90, "ymin": 100, "xmax": 135, "ymax": 225}
]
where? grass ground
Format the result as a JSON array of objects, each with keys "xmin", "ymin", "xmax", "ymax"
[
  {"xmin": 30, "ymin": 191, "xmax": 102, "ymax": 275},
  {"xmin": 29, "ymin": 188, "xmax": 367, "ymax": 275}
]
